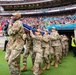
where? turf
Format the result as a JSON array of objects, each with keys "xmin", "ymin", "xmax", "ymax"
[{"xmin": 0, "ymin": 50, "xmax": 76, "ymax": 75}]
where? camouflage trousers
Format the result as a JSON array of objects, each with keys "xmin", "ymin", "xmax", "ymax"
[
  {"xmin": 65, "ymin": 45, "xmax": 69, "ymax": 56},
  {"xmin": 23, "ymin": 45, "xmax": 34, "ymax": 66},
  {"xmin": 42, "ymin": 46, "xmax": 50, "ymax": 64},
  {"xmin": 5, "ymin": 49, "xmax": 22, "ymax": 75},
  {"xmin": 62, "ymin": 45, "xmax": 69, "ymax": 56},
  {"xmin": 33, "ymin": 50, "xmax": 43, "ymax": 75},
  {"xmin": 59, "ymin": 46, "xmax": 62, "ymax": 58},
  {"xmin": 50, "ymin": 46, "xmax": 61, "ymax": 61}
]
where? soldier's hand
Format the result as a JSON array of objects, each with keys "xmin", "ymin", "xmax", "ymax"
[
  {"xmin": 9, "ymin": 19, "xmax": 13, "ymax": 25},
  {"xmin": 37, "ymin": 29, "xmax": 41, "ymax": 32},
  {"xmin": 30, "ymin": 30, "xmax": 32, "ymax": 32},
  {"xmin": 8, "ymin": 60, "xmax": 12, "ymax": 65},
  {"xmin": 23, "ymin": 34, "xmax": 27, "ymax": 40}
]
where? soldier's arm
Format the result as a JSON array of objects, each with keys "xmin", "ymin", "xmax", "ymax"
[
  {"xmin": 54, "ymin": 32, "xmax": 61, "ymax": 40},
  {"xmin": 60, "ymin": 36, "xmax": 63, "ymax": 45},
  {"xmin": 35, "ymin": 36, "xmax": 42, "ymax": 41},
  {"xmin": 8, "ymin": 22, "xmax": 21, "ymax": 35},
  {"xmin": 30, "ymin": 30, "xmax": 36, "ymax": 38},
  {"xmin": 51, "ymin": 36, "xmax": 58, "ymax": 40},
  {"xmin": 8, "ymin": 25, "xmax": 13, "ymax": 35},
  {"xmin": 43, "ymin": 35, "xmax": 50, "ymax": 42},
  {"xmin": 57, "ymin": 34, "xmax": 61, "ymax": 40},
  {"xmin": 23, "ymin": 34, "xmax": 27, "ymax": 40},
  {"xmin": 66, "ymin": 37, "xmax": 69, "ymax": 41},
  {"xmin": 63, "ymin": 37, "xmax": 68, "ymax": 41},
  {"xmin": 30, "ymin": 30, "xmax": 42, "ymax": 40}
]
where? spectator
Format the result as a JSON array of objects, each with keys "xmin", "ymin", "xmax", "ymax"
[{"xmin": 71, "ymin": 35, "xmax": 76, "ymax": 57}]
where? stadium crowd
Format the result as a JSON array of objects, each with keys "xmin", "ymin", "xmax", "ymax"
[{"xmin": 0, "ymin": 14, "xmax": 76, "ymax": 33}]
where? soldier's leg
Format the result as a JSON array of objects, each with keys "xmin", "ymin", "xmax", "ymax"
[
  {"xmin": 62, "ymin": 45, "xmax": 66, "ymax": 57},
  {"xmin": 65, "ymin": 45, "xmax": 69, "ymax": 56},
  {"xmin": 50, "ymin": 47, "xmax": 55, "ymax": 66},
  {"xmin": 38, "ymin": 63, "xmax": 43, "ymax": 75},
  {"xmin": 21, "ymin": 47, "xmax": 29, "ymax": 71},
  {"xmin": 43, "ymin": 48, "xmax": 47, "ymax": 70},
  {"xmin": 33, "ymin": 52, "xmax": 43, "ymax": 75},
  {"xmin": 5, "ymin": 49, "xmax": 11, "ymax": 62},
  {"xmin": 29, "ymin": 46, "xmax": 35, "ymax": 68},
  {"xmin": 59, "ymin": 46, "xmax": 62, "ymax": 63},
  {"xmin": 8, "ymin": 49, "xmax": 21, "ymax": 75},
  {"xmin": 31, "ymin": 51, "xmax": 36, "ymax": 71},
  {"xmin": 43, "ymin": 47, "xmax": 50, "ymax": 70},
  {"xmin": 55, "ymin": 46, "xmax": 60, "ymax": 68}
]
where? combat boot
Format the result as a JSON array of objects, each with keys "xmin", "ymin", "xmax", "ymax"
[
  {"xmin": 31, "ymin": 66, "xmax": 34, "ymax": 71},
  {"xmin": 47, "ymin": 63, "xmax": 50, "ymax": 70},
  {"xmin": 58, "ymin": 57, "xmax": 62, "ymax": 64},
  {"xmin": 42, "ymin": 64, "xmax": 47, "ymax": 70},
  {"xmin": 21, "ymin": 65, "xmax": 27, "ymax": 71},
  {"xmin": 38, "ymin": 69, "xmax": 43, "ymax": 75},
  {"xmin": 58, "ymin": 59, "xmax": 62, "ymax": 64},
  {"xmin": 55, "ymin": 62, "xmax": 58, "ymax": 68},
  {"xmin": 51, "ymin": 60, "xmax": 55, "ymax": 66}
]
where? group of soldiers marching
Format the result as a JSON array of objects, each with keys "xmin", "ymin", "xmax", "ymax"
[
  {"xmin": 5, "ymin": 12, "xmax": 69, "ymax": 75},
  {"xmin": 21, "ymin": 27, "xmax": 69, "ymax": 75}
]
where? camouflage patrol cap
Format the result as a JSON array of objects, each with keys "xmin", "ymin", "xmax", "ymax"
[
  {"xmin": 12, "ymin": 12, "xmax": 21, "ymax": 19},
  {"xmin": 45, "ymin": 29, "xmax": 48, "ymax": 32},
  {"xmin": 51, "ymin": 27, "xmax": 56, "ymax": 29}
]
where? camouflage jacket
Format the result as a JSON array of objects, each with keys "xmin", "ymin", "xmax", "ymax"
[
  {"xmin": 7, "ymin": 20, "xmax": 25, "ymax": 50},
  {"xmin": 42, "ymin": 34, "xmax": 50, "ymax": 47},
  {"xmin": 30, "ymin": 31, "xmax": 42, "ymax": 53},
  {"xmin": 50, "ymin": 31, "xmax": 61, "ymax": 46},
  {"xmin": 61, "ymin": 37, "xmax": 68, "ymax": 45}
]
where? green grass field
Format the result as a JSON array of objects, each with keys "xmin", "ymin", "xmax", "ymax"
[{"xmin": 0, "ymin": 50, "xmax": 76, "ymax": 75}]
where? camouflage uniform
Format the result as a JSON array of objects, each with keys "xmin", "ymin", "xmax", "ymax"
[
  {"xmin": 62, "ymin": 36, "xmax": 69, "ymax": 56},
  {"xmin": 42, "ymin": 33, "xmax": 50, "ymax": 70},
  {"xmin": 64, "ymin": 36, "xmax": 69, "ymax": 56},
  {"xmin": 22, "ymin": 34, "xmax": 34, "ymax": 66},
  {"xmin": 50, "ymin": 31, "xmax": 61, "ymax": 67},
  {"xmin": 30, "ymin": 31, "xmax": 43, "ymax": 75},
  {"xmin": 5, "ymin": 19, "xmax": 25, "ymax": 75}
]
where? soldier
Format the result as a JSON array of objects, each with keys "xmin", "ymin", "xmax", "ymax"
[
  {"xmin": 5, "ymin": 12, "xmax": 26, "ymax": 75},
  {"xmin": 58, "ymin": 35, "xmax": 63, "ymax": 59},
  {"xmin": 71, "ymin": 35, "xmax": 76, "ymax": 57},
  {"xmin": 61, "ymin": 35, "xmax": 65, "ymax": 57},
  {"xmin": 21, "ymin": 32, "xmax": 34, "ymax": 71},
  {"xmin": 21, "ymin": 23, "xmax": 37, "ymax": 71},
  {"xmin": 30, "ymin": 29, "xmax": 43, "ymax": 75},
  {"xmin": 62, "ymin": 35, "xmax": 69, "ymax": 56},
  {"xmin": 42, "ymin": 29, "xmax": 51, "ymax": 70},
  {"xmin": 50, "ymin": 27, "xmax": 61, "ymax": 68}
]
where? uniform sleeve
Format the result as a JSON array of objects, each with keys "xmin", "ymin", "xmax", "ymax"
[
  {"xmin": 35, "ymin": 36, "xmax": 42, "ymax": 41},
  {"xmin": 43, "ymin": 35, "xmax": 50, "ymax": 42},
  {"xmin": 57, "ymin": 34, "xmax": 61, "ymax": 40},
  {"xmin": 66, "ymin": 38, "xmax": 69, "ymax": 41},
  {"xmin": 51, "ymin": 36, "xmax": 58, "ymax": 40},
  {"xmin": 23, "ymin": 34, "xmax": 27, "ymax": 40},
  {"xmin": 30, "ymin": 31, "xmax": 42, "ymax": 40},
  {"xmin": 30, "ymin": 31, "xmax": 36, "ymax": 38},
  {"xmin": 51, "ymin": 33, "xmax": 60, "ymax": 40},
  {"xmin": 8, "ymin": 22, "xmax": 21, "ymax": 35}
]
